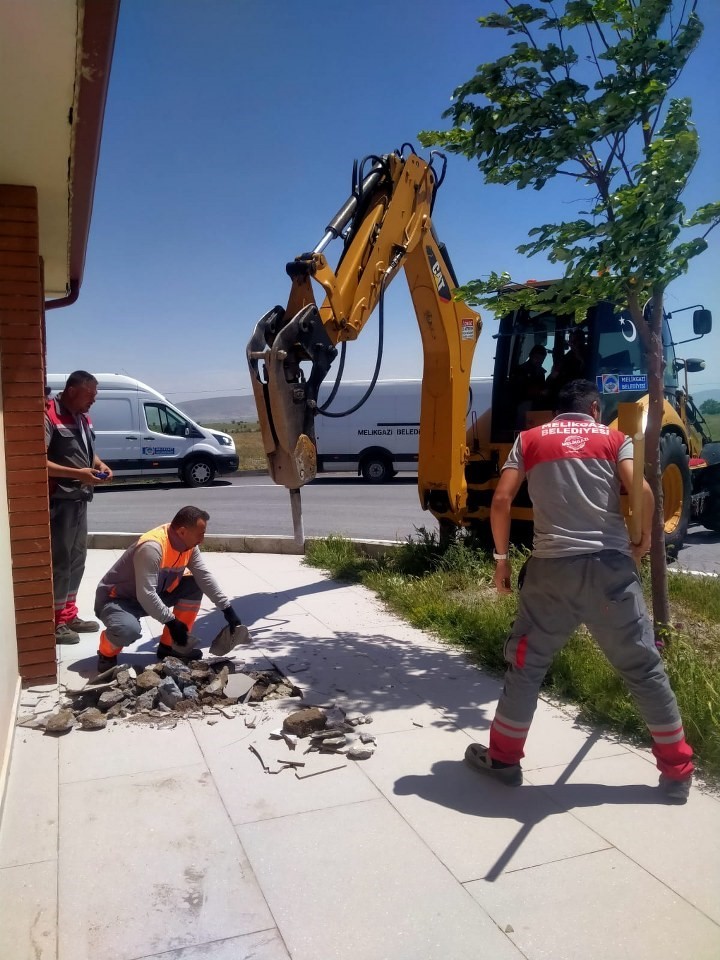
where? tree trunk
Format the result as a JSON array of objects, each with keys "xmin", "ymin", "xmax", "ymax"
[{"xmin": 646, "ymin": 290, "xmax": 671, "ymax": 641}]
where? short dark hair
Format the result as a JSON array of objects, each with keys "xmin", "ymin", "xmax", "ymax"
[
  {"xmin": 171, "ymin": 506, "xmax": 210, "ymax": 529},
  {"xmin": 65, "ymin": 370, "xmax": 97, "ymax": 389},
  {"xmin": 556, "ymin": 379, "xmax": 600, "ymax": 415},
  {"xmin": 529, "ymin": 345, "xmax": 547, "ymax": 358}
]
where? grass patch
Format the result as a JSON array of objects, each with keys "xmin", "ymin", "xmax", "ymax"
[
  {"xmin": 701, "ymin": 412, "xmax": 719, "ymax": 442},
  {"xmin": 305, "ymin": 530, "xmax": 720, "ymax": 776},
  {"xmin": 200, "ymin": 421, "xmax": 267, "ymax": 472}
]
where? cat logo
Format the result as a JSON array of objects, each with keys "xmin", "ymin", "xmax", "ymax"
[{"xmin": 426, "ymin": 247, "xmax": 451, "ymax": 302}]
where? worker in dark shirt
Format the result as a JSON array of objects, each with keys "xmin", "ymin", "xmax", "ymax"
[
  {"xmin": 548, "ymin": 328, "xmax": 587, "ymax": 389},
  {"xmin": 45, "ymin": 370, "xmax": 113, "ymax": 644},
  {"xmin": 511, "ymin": 344, "xmax": 548, "ymax": 428}
]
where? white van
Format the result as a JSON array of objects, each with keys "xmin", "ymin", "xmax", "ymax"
[
  {"xmin": 315, "ymin": 378, "xmax": 492, "ymax": 482},
  {"xmin": 46, "ymin": 374, "xmax": 239, "ymax": 487}
]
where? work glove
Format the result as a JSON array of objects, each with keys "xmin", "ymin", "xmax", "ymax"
[
  {"xmin": 223, "ymin": 606, "xmax": 242, "ymax": 631},
  {"xmin": 167, "ymin": 618, "xmax": 189, "ymax": 647}
]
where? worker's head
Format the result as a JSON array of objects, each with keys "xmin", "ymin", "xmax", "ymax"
[
  {"xmin": 61, "ymin": 371, "xmax": 98, "ymax": 414},
  {"xmin": 528, "ymin": 345, "xmax": 547, "ymax": 366},
  {"xmin": 556, "ymin": 379, "xmax": 601, "ymax": 422},
  {"xmin": 171, "ymin": 505, "xmax": 210, "ymax": 548}
]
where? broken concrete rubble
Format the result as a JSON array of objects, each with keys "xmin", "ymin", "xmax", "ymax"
[
  {"xmin": 250, "ymin": 703, "xmax": 377, "ymax": 777},
  {"xmin": 135, "ymin": 669, "xmax": 161, "ymax": 691},
  {"xmin": 77, "ymin": 708, "xmax": 107, "ymax": 731},
  {"xmin": 347, "ymin": 742, "xmax": 376, "ymax": 760},
  {"xmin": 17, "ymin": 658, "xmax": 303, "ymax": 735},
  {"xmin": 44, "ymin": 709, "xmax": 75, "ymax": 733},
  {"xmin": 98, "ymin": 688, "xmax": 126, "ymax": 712}
]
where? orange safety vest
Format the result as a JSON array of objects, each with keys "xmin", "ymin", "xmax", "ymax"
[{"xmin": 135, "ymin": 523, "xmax": 193, "ymax": 596}]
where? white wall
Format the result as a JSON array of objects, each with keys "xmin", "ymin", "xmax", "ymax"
[{"xmin": 0, "ymin": 363, "xmax": 21, "ymax": 805}]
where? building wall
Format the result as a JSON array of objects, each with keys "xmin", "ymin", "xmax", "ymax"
[
  {"xmin": 0, "ymin": 184, "xmax": 55, "ymax": 684},
  {"xmin": 0, "ymin": 354, "xmax": 20, "ymax": 803}
]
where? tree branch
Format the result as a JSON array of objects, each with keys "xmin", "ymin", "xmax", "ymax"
[
  {"xmin": 589, "ymin": 13, "xmax": 612, "ymax": 52},
  {"xmin": 584, "ymin": 21, "xmax": 605, "ymax": 83}
]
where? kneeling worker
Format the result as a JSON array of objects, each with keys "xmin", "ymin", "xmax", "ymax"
[{"xmin": 95, "ymin": 505, "xmax": 244, "ymax": 671}]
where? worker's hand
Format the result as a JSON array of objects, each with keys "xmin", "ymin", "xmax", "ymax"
[
  {"xmin": 167, "ymin": 618, "xmax": 189, "ymax": 647},
  {"xmin": 494, "ymin": 559, "xmax": 513, "ymax": 595},
  {"xmin": 77, "ymin": 466, "xmax": 109, "ymax": 485},
  {"xmin": 95, "ymin": 461, "xmax": 113, "ymax": 481},
  {"xmin": 223, "ymin": 606, "xmax": 242, "ymax": 630},
  {"xmin": 631, "ymin": 536, "xmax": 651, "ymax": 565}
]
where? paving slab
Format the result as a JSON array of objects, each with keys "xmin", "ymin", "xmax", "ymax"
[
  {"xmin": 135, "ymin": 930, "xmax": 291, "ymax": 959},
  {"xmin": 529, "ymin": 751, "xmax": 720, "ymax": 924},
  {"xmin": 0, "ymin": 727, "xmax": 58, "ymax": 868},
  {"xmin": 465, "ymin": 847, "xmax": 720, "ymax": 960},
  {"xmin": 364, "ymin": 725, "xmax": 611, "ymax": 881},
  {"xmin": 0, "ymin": 859, "xmax": 57, "ymax": 960},
  {"xmin": 59, "ymin": 763, "xmax": 274, "ymax": 960},
  {"xmin": 238, "ymin": 797, "xmax": 525, "ymax": 960},
  {"xmin": 193, "ymin": 717, "xmax": 381, "ymax": 825},
  {"xmin": 59, "ymin": 717, "xmax": 205, "ymax": 784}
]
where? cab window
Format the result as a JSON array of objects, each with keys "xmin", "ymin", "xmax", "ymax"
[
  {"xmin": 594, "ymin": 305, "xmax": 644, "ymax": 377},
  {"xmin": 144, "ymin": 403, "xmax": 189, "ymax": 437}
]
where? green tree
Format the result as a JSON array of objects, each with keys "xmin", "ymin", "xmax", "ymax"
[
  {"xmin": 700, "ymin": 399, "xmax": 720, "ymax": 415},
  {"xmin": 421, "ymin": 0, "xmax": 719, "ymax": 635}
]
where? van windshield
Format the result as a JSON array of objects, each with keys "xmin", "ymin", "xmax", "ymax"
[{"xmin": 144, "ymin": 403, "xmax": 189, "ymax": 437}]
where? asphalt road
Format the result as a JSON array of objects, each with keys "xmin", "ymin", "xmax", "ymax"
[
  {"xmin": 87, "ymin": 472, "xmax": 720, "ymax": 574},
  {"xmin": 88, "ymin": 473, "xmax": 431, "ymax": 542}
]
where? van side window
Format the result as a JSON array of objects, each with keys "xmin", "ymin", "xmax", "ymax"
[
  {"xmin": 89, "ymin": 397, "xmax": 134, "ymax": 430},
  {"xmin": 144, "ymin": 403, "xmax": 189, "ymax": 437}
]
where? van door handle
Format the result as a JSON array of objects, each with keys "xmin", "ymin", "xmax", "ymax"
[
  {"xmin": 143, "ymin": 437, "xmax": 153, "ymax": 440},
  {"xmin": 125, "ymin": 436, "xmax": 138, "ymax": 439}
]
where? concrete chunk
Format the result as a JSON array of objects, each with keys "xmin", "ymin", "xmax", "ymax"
[
  {"xmin": 44, "ymin": 709, "xmax": 75, "ymax": 733},
  {"xmin": 283, "ymin": 707, "xmax": 326, "ymax": 738}
]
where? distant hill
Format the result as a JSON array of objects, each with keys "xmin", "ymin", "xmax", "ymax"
[
  {"xmin": 692, "ymin": 389, "xmax": 720, "ymax": 406},
  {"xmin": 176, "ymin": 387, "xmax": 720, "ymax": 424},
  {"xmin": 174, "ymin": 395, "xmax": 259, "ymax": 423}
]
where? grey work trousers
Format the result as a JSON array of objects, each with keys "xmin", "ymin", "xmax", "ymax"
[
  {"xmin": 95, "ymin": 575, "xmax": 203, "ymax": 648},
  {"xmin": 496, "ymin": 550, "xmax": 683, "ymax": 737},
  {"xmin": 50, "ymin": 498, "xmax": 88, "ymax": 625}
]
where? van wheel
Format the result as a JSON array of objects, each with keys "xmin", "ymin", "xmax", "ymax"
[
  {"xmin": 182, "ymin": 457, "xmax": 216, "ymax": 488},
  {"xmin": 361, "ymin": 455, "xmax": 392, "ymax": 483},
  {"xmin": 660, "ymin": 434, "xmax": 691, "ymax": 557}
]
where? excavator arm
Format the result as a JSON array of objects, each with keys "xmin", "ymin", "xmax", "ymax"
[{"xmin": 246, "ymin": 149, "xmax": 482, "ymax": 526}]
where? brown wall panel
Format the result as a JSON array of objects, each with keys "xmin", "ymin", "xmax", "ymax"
[{"xmin": 0, "ymin": 185, "xmax": 55, "ymax": 681}]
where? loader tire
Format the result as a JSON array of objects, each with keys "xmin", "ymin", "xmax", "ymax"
[{"xmin": 660, "ymin": 434, "xmax": 691, "ymax": 558}]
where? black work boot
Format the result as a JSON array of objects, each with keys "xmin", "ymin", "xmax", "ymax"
[
  {"xmin": 464, "ymin": 743, "xmax": 523, "ymax": 787},
  {"xmin": 96, "ymin": 653, "xmax": 118, "ymax": 673}
]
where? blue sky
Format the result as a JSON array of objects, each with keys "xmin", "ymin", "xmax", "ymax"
[{"xmin": 47, "ymin": 0, "xmax": 720, "ymax": 402}]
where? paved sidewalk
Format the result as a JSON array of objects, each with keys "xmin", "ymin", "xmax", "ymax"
[{"xmin": 1, "ymin": 550, "xmax": 719, "ymax": 960}]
